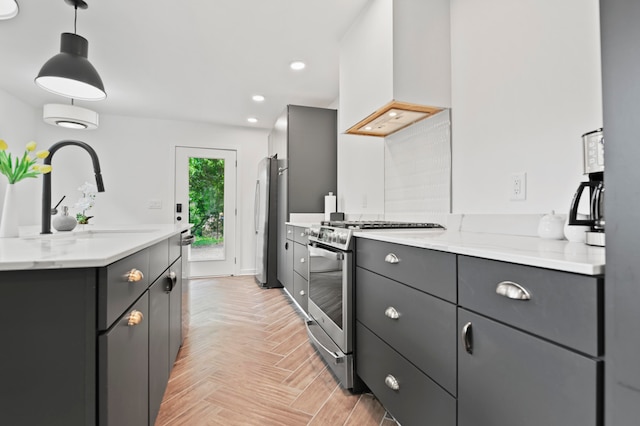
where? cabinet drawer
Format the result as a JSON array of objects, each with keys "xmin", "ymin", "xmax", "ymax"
[
  {"xmin": 148, "ymin": 239, "xmax": 169, "ymax": 283},
  {"xmin": 286, "ymin": 225, "xmax": 294, "ymax": 241},
  {"xmin": 458, "ymin": 308, "xmax": 601, "ymax": 426},
  {"xmin": 293, "ymin": 226, "xmax": 309, "ymax": 245},
  {"xmin": 293, "ymin": 270, "xmax": 308, "ymax": 313},
  {"xmin": 169, "ymin": 233, "xmax": 181, "ymax": 265},
  {"xmin": 356, "ymin": 267, "xmax": 456, "ymax": 394},
  {"xmin": 98, "ymin": 249, "xmax": 150, "ymax": 330},
  {"xmin": 356, "ymin": 322, "xmax": 456, "ymax": 426},
  {"xmin": 355, "ymin": 238, "xmax": 456, "ymax": 302},
  {"xmin": 458, "ymin": 256, "xmax": 602, "ymax": 356},
  {"xmin": 293, "ymin": 242, "xmax": 308, "ymax": 278},
  {"xmin": 99, "ymin": 291, "xmax": 149, "ymax": 426}
]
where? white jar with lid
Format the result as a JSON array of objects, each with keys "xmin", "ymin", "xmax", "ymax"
[{"xmin": 537, "ymin": 211, "xmax": 565, "ymax": 240}]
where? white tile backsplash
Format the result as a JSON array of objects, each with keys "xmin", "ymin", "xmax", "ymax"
[{"xmin": 384, "ymin": 109, "xmax": 451, "ymax": 222}]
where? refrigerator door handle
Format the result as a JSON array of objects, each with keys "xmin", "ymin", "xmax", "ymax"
[{"xmin": 254, "ymin": 180, "xmax": 260, "ymax": 234}]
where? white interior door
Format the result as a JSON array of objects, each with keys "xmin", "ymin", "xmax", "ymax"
[{"xmin": 175, "ymin": 147, "xmax": 237, "ymax": 277}]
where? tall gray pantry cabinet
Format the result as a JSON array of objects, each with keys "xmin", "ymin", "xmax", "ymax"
[
  {"xmin": 268, "ymin": 105, "xmax": 337, "ymax": 294},
  {"xmin": 600, "ymin": 1, "xmax": 640, "ymax": 424}
]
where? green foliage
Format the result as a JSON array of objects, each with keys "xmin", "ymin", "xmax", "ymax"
[
  {"xmin": 192, "ymin": 235, "xmax": 223, "ymax": 247},
  {"xmin": 188, "ymin": 157, "xmax": 225, "ymax": 239}
]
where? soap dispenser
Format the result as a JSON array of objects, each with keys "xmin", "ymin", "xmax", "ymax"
[{"xmin": 52, "ymin": 206, "xmax": 77, "ymax": 232}]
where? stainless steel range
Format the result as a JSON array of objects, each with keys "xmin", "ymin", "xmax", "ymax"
[{"xmin": 305, "ymin": 220, "xmax": 444, "ymax": 390}]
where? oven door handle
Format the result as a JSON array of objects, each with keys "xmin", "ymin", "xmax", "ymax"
[
  {"xmin": 308, "ymin": 245, "xmax": 344, "ymax": 261},
  {"xmin": 305, "ymin": 320, "xmax": 343, "ymax": 363}
]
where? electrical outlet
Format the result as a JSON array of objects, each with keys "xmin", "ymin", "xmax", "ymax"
[{"xmin": 510, "ymin": 172, "xmax": 526, "ymax": 201}]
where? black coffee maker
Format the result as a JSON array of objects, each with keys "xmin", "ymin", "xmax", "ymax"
[{"xmin": 568, "ymin": 128, "xmax": 605, "ymax": 246}]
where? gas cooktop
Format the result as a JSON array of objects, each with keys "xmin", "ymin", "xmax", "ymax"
[{"xmin": 320, "ymin": 220, "xmax": 445, "ymax": 230}]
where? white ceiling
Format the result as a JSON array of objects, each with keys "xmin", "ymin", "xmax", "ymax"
[{"xmin": 0, "ymin": 0, "xmax": 370, "ymax": 130}]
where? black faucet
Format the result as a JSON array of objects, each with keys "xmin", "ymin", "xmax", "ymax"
[{"xmin": 41, "ymin": 140, "xmax": 105, "ymax": 234}]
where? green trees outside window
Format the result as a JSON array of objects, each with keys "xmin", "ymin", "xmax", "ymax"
[{"xmin": 188, "ymin": 157, "xmax": 225, "ymax": 247}]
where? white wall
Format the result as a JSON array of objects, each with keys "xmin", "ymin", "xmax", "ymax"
[
  {"xmin": 0, "ymin": 91, "xmax": 268, "ymax": 275},
  {"xmin": 0, "ymin": 89, "xmax": 40, "ymax": 226},
  {"xmin": 35, "ymin": 114, "xmax": 268, "ymax": 275},
  {"xmin": 385, "ymin": 110, "xmax": 451, "ymax": 224},
  {"xmin": 450, "ymin": 0, "xmax": 603, "ymax": 215}
]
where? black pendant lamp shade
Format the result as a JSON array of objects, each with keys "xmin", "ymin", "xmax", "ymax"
[{"xmin": 35, "ymin": 32, "xmax": 106, "ymax": 101}]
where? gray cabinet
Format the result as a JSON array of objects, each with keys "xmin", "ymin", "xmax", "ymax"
[
  {"xmin": 99, "ymin": 292, "xmax": 150, "ymax": 426},
  {"xmin": 149, "ymin": 257, "xmax": 182, "ymax": 425},
  {"xmin": 0, "ymin": 234, "xmax": 184, "ymax": 426},
  {"xmin": 354, "ymin": 238, "xmax": 457, "ymax": 426},
  {"xmin": 457, "ymin": 255, "xmax": 603, "ymax": 426},
  {"xmin": 458, "ymin": 309, "xmax": 600, "ymax": 426},
  {"xmin": 292, "ymin": 226, "xmax": 309, "ymax": 312},
  {"xmin": 268, "ymin": 105, "xmax": 337, "ymax": 289},
  {"xmin": 282, "ymin": 225, "xmax": 294, "ymax": 294},
  {"xmin": 600, "ymin": 2, "xmax": 640, "ymax": 423},
  {"xmin": 354, "ymin": 238, "xmax": 604, "ymax": 426}
]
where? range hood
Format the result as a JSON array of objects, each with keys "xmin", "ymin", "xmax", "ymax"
[
  {"xmin": 345, "ymin": 101, "xmax": 443, "ymax": 137},
  {"xmin": 339, "ymin": 0, "xmax": 450, "ymax": 138}
]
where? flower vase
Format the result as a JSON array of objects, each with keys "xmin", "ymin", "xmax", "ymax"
[{"xmin": 0, "ymin": 184, "xmax": 19, "ymax": 238}]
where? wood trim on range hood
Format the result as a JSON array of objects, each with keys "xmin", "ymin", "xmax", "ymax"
[{"xmin": 345, "ymin": 100, "xmax": 443, "ymax": 137}]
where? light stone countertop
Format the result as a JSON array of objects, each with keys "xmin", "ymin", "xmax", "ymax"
[
  {"xmin": 0, "ymin": 223, "xmax": 191, "ymax": 271},
  {"xmin": 354, "ymin": 229, "xmax": 605, "ymax": 276}
]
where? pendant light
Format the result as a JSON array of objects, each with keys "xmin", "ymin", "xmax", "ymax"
[
  {"xmin": 35, "ymin": 0, "xmax": 106, "ymax": 101},
  {"xmin": 43, "ymin": 101, "xmax": 99, "ymax": 130}
]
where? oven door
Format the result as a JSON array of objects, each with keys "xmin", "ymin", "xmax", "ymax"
[{"xmin": 307, "ymin": 244, "xmax": 352, "ymax": 354}]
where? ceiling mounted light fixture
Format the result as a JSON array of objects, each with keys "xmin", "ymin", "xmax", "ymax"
[
  {"xmin": 35, "ymin": 0, "xmax": 106, "ymax": 101},
  {"xmin": 290, "ymin": 61, "xmax": 306, "ymax": 71},
  {"xmin": 43, "ymin": 102, "xmax": 99, "ymax": 130},
  {"xmin": 0, "ymin": 0, "xmax": 19, "ymax": 20}
]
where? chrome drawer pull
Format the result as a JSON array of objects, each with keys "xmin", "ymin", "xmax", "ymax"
[
  {"xmin": 299, "ymin": 290, "xmax": 306, "ymax": 296},
  {"xmin": 384, "ymin": 374, "xmax": 400, "ymax": 391},
  {"xmin": 384, "ymin": 306, "xmax": 400, "ymax": 320},
  {"xmin": 300, "ymin": 258, "xmax": 305, "ymax": 263},
  {"xmin": 384, "ymin": 253, "xmax": 399, "ymax": 264},
  {"xmin": 462, "ymin": 322, "xmax": 473, "ymax": 354},
  {"xmin": 496, "ymin": 281, "xmax": 531, "ymax": 300}
]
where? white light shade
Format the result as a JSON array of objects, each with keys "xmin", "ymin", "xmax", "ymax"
[
  {"xmin": 0, "ymin": 0, "xmax": 18, "ymax": 20},
  {"xmin": 43, "ymin": 103, "xmax": 99, "ymax": 130}
]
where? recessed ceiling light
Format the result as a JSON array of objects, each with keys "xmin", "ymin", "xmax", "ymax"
[
  {"xmin": 388, "ymin": 111, "xmax": 398, "ymax": 117},
  {"xmin": 290, "ymin": 61, "xmax": 306, "ymax": 71},
  {"xmin": 252, "ymin": 95, "xmax": 265, "ymax": 102},
  {"xmin": 365, "ymin": 126, "xmax": 373, "ymax": 131},
  {"xmin": 247, "ymin": 117, "xmax": 258, "ymax": 124}
]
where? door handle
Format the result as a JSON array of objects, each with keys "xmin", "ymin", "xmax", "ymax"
[{"xmin": 462, "ymin": 322, "xmax": 473, "ymax": 354}]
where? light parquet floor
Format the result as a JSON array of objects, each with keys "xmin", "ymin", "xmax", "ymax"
[{"xmin": 155, "ymin": 275, "xmax": 398, "ymax": 426}]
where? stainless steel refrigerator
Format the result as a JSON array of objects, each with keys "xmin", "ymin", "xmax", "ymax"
[{"xmin": 254, "ymin": 156, "xmax": 279, "ymax": 288}]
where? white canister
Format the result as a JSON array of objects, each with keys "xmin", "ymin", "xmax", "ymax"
[
  {"xmin": 324, "ymin": 192, "xmax": 336, "ymax": 221},
  {"xmin": 537, "ymin": 211, "xmax": 565, "ymax": 240}
]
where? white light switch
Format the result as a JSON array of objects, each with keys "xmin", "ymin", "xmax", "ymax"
[{"xmin": 148, "ymin": 199, "xmax": 162, "ymax": 209}]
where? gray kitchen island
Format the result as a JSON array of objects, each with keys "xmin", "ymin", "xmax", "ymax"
[{"xmin": 0, "ymin": 224, "xmax": 189, "ymax": 426}]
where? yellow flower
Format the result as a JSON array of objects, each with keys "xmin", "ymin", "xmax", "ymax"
[
  {"xmin": 26, "ymin": 141, "xmax": 37, "ymax": 152},
  {"xmin": 32, "ymin": 164, "xmax": 40, "ymax": 171},
  {"xmin": 39, "ymin": 165, "xmax": 52, "ymax": 174},
  {"xmin": 0, "ymin": 139, "xmax": 7, "ymax": 150},
  {"xmin": 36, "ymin": 150, "xmax": 49, "ymax": 159}
]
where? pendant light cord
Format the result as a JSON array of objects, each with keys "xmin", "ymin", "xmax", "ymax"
[{"xmin": 73, "ymin": 5, "xmax": 78, "ymax": 34}]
